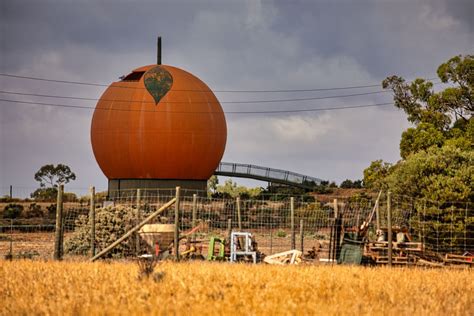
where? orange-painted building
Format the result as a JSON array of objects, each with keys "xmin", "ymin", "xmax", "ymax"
[{"xmin": 91, "ymin": 64, "xmax": 227, "ymax": 194}]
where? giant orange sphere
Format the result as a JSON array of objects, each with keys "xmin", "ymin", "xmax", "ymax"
[{"xmin": 91, "ymin": 64, "xmax": 227, "ymax": 181}]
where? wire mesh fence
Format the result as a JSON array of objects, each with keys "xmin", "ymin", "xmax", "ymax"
[
  {"xmin": 0, "ymin": 185, "xmax": 94, "ymax": 200},
  {"xmin": 0, "ymin": 218, "xmax": 56, "ymax": 259},
  {"xmin": 1, "ymin": 188, "xmax": 472, "ymax": 263},
  {"xmin": 374, "ymin": 194, "xmax": 473, "ymax": 255}
]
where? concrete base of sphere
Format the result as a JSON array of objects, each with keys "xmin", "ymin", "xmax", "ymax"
[{"xmin": 108, "ymin": 179, "xmax": 208, "ymax": 198}]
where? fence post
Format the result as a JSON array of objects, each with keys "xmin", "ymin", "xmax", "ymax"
[
  {"xmin": 291, "ymin": 197, "xmax": 295, "ymax": 249},
  {"xmin": 9, "ymin": 219, "xmax": 13, "ymax": 259},
  {"xmin": 174, "ymin": 187, "xmax": 181, "ymax": 261},
  {"xmin": 387, "ymin": 191, "xmax": 392, "ymax": 267},
  {"xmin": 300, "ymin": 219, "xmax": 304, "ymax": 253},
  {"xmin": 135, "ymin": 189, "xmax": 141, "ymax": 256},
  {"xmin": 54, "ymin": 184, "xmax": 64, "ymax": 260},
  {"xmin": 192, "ymin": 193, "xmax": 197, "ymax": 242},
  {"xmin": 330, "ymin": 199, "xmax": 338, "ymax": 263},
  {"xmin": 421, "ymin": 200, "xmax": 426, "ymax": 254},
  {"xmin": 465, "ymin": 202, "xmax": 468, "ymax": 253},
  {"xmin": 450, "ymin": 205, "xmax": 454, "ymax": 254},
  {"xmin": 436, "ymin": 202, "xmax": 440, "ymax": 254},
  {"xmin": 237, "ymin": 197, "xmax": 242, "ymax": 230},
  {"xmin": 376, "ymin": 197, "xmax": 381, "ymax": 231},
  {"xmin": 89, "ymin": 186, "xmax": 96, "ymax": 257},
  {"xmin": 270, "ymin": 229, "xmax": 273, "ymax": 255},
  {"xmin": 333, "ymin": 199, "xmax": 342, "ymax": 263},
  {"xmin": 227, "ymin": 218, "xmax": 232, "ymax": 244}
]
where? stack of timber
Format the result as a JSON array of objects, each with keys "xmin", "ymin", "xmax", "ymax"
[
  {"xmin": 263, "ymin": 250, "xmax": 302, "ymax": 265},
  {"xmin": 367, "ymin": 241, "xmax": 473, "ymax": 267},
  {"xmin": 443, "ymin": 253, "xmax": 474, "ymax": 267},
  {"xmin": 366, "ymin": 241, "xmax": 423, "ymax": 265},
  {"xmin": 365, "ymin": 227, "xmax": 423, "ymax": 265}
]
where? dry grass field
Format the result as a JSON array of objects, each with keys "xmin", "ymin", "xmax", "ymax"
[{"xmin": 0, "ymin": 261, "xmax": 472, "ymax": 316}]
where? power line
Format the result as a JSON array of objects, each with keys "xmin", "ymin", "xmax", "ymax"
[
  {"xmin": 0, "ymin": 89, "xmax": 389, "ymax": 104},
  {"xmin": 0, "ymin": 73, "xmax": 111, "ymax": 87},
  {"xmin": 0, "ymin": 98, "xmax": 394, "ymax": 114},
  {"xmin": 0, "ymin": 73, "xmax": 439, "ymax": 93}
]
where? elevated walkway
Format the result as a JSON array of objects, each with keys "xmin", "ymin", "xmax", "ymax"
[{"xmin": 214, "ymin": 162, "xmax": 323, "ymax": 189}]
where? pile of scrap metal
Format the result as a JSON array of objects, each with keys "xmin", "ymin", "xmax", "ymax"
[
  {"xmin": 327, "ymin": 193, "xmax": 382, "ymax": 266},
  {"xmin": 329, "ymin": 191, "xmax": 420, "ymax": 266},
  {"xmin": 304, "ymin": 244, "xmax": 323, "ymax": 261},
  {"xmin": 139, "ymin": 223, "xmax": 266, "ymax": 263},
  {"xmin": 205, "ymin": 231, "xmax": 264, "ymax": 263},
  {"xmin": 365, "ymin": 227, "xmax": 423, "ymax": 265},
  {"xmin": 177, "ymin": 223, "xmax": 208, "ymax": 260},
  {"xmin": 206, "ymin": 231, "xmax": 308, "ymax": 265},
  {"xmin": 326, "ymin": 191, "xmax": 473, "ymax": 268},
  {"xmin": 442, "ymin": 253, "xmax": 474, "ymax": 267},
  {"xmin": 138, "ymin": 222, "xmax": 207, "ymax": 260}
]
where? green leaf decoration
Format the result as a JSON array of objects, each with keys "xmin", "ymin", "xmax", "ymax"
[{"xmin": 144, "ymin": 66, "xmax": 173, "ymax": 105}]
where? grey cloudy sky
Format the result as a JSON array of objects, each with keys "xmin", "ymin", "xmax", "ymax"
[{"xmin": 1, "ymin": 0, "xmax": 473, "ymax": 195}]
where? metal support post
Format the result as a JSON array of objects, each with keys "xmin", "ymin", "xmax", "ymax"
[
  {"xmin": 300, "ymin": 219, "xmax": 304, "ymax": 253},
  {"xmin": 291, "ymin": 197, "xmax": 295, "ymax": 249},
  {"xmin": 237, "ymin": 197, "xmax": 242, "ymax": 230}
]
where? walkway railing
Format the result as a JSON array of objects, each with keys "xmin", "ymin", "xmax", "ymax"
[{"xmin": 215, "ymin": 162, "xmax": 323, "ymax": 189}]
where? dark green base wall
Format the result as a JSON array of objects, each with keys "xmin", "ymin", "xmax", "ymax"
[{"xmin": 108, "ymin": 179, "xmax": 207, "ymax": 198}]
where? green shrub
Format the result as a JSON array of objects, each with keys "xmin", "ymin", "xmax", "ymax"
[
  {"xmin": 65, "ymin": 206, "xmax": 142, "ymax": 257},
  {"xmin": 0, "ymin": 196, "xmax": 20, "ymax": 203},
  {"xmin": 276, "ymin": 229, "xmax": 287, "ymax": 238},
  {"xmin": 24, "ymin": 203, "xmax": 44, "ymax": 218},
  {"xmin": 63, "ymin": 192, "xmax": 78, "ymax": 202},
  {"xmin": 31, "ymin": 188, "xmax": 57, "ymax": 201},
  {"xmin": 2, "ymin": 203, "xmax": 24, "ymax": 219},
  {"xmin": 46, "ymin": 204, "xmax": 56, "ymax": 218}
]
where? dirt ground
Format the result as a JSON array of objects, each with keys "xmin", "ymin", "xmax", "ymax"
[
  {"xmin": 0, "ymin": 230, "xmax": 330, "ymax": 260},
  {"xmin": 0, "ymin": 232, "xmax": 55, "ymax": 259}
]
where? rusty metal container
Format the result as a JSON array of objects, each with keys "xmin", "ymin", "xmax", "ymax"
[{"xmin": 138, "ymin": 224, "xmax": 175, "ymax": 251}]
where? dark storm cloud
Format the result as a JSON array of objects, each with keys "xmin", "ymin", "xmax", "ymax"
[
  {"xmin": 1, "ymin": 0, "xmax": 472, "ymax": 195},
  {"xmin": 271, "ymin": 0, "xmax": 473, "ymax": 79},
  {"xmin": 1, "ymin": 1, "xmax": 210, "ymax": 75},
  {"xmin": 442, "ymin": 0, "xmax": 474, "ymax": 31}
]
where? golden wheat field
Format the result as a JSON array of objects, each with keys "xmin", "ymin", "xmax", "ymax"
[{"xmin": 0, "ymin": 261, "xmax": 472, "ymax": 316}]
